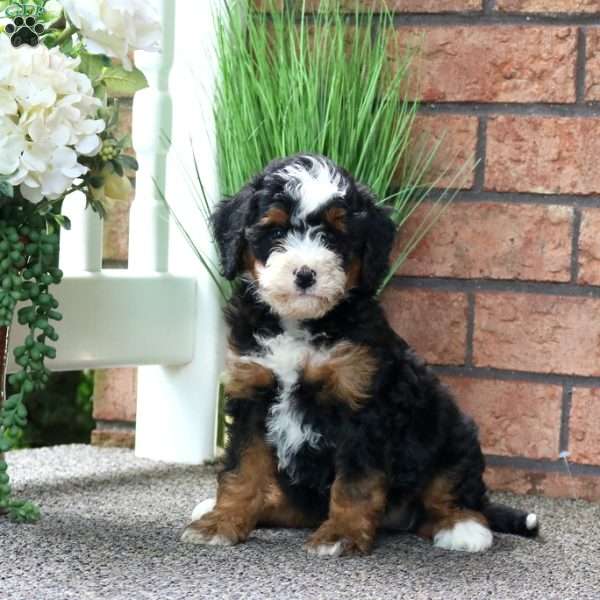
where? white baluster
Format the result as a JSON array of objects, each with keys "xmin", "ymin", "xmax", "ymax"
[
  {"xmin": 134, "ymin": 0, "xmax": 227, "ymax": 464},
  {"xmin": 59, "ymin": 191, "xmax": 103, "ymax": 272},
  {"xmin": 127, "ymin": 0, "xmax": 174, "ymax": 272}
]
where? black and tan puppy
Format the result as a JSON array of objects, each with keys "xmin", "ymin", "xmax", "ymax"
[{"xmin": 181, "ymin": 154, "xmax": 539, "ymax": 556}]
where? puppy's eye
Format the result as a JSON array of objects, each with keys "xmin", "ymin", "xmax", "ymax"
[{"xmin": 270, "ymin": 227, "xmax": 286, "ymax": 239}]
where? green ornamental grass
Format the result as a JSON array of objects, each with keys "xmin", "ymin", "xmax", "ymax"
[{"xmin": 173, "ymin": 0, "xmax": 469, "ymax": 297}]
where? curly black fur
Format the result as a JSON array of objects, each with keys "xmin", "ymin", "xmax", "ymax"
[{"xmin": 211, "ymin": 153, "xmax": 538, "ymax": 544}]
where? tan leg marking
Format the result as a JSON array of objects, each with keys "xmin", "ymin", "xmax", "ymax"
[
  {"xmin": 417, "ymin": 474, "xmax": 487, "ymax": 538},
  {"xmin": 223, "ymin": 350, "xmax": 274, "ymax": 400},
  {"xmin": 183, "ymin": 437, "xmax": 314, "ymax": 545},
  {"xmin": 182, "ymin": 437, "xmax": 274, "ymax": 545},
  {"xmin": 417, "ymin": 474, "xmax": 493, "ymax": 552},
  {"xmin": 257, "ymin": 481, "xmax": 319, "ymax": 529},
  {"xmin": 305, "ymin": 472, "xmax": 386, "ymax": 556},
  {"xmin": 303, "ymin": 342, "xmax": 377, "ymax": 410}
]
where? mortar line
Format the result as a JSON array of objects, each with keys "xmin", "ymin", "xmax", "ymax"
[
  {"xmin": 418, "ymin": 102, "xmax": 600, "ymax": 117},
  {"xmin": 465, "ymin": 292, "xmax": 475, "ymax": 367},
  {"xmin": 559, "ymin": 383, "xmax": 573, "ymax": 454},
  {"xmin": 473, "ymin": 116, "xmax": 487, "ymax": 192},
  {"xmin": 483, "ymin": 0, "xmax": 496, "ymax": 15},
  {"xmin": 419, "ymin": 189, "xmax": 600, "ymax": 208},
  {"xmin": 576, "ymin": 27, "xmax": 587, "ymax": 103},
  {"xmin": 432, "ymin": 365, "xmax": 600, "ymax": 390},
  {"xmin": 297, "ymin": 10, "xmax": 600, "ymax": 26},
  {"xmin": 94, "ymin": 419, "xmax": 136, "ymax": 431},
  {"xmin": 570, "ymin": 208, "xmax": 582, "ymax": 284},
  {"xmin": 484, "ymin": 454, "xmax": 600, "ymax": 477},
  {"xmin": 391, "ymin": 13, "xmax": 600, "ymax": 26},
  {"xmin": 101, "ymin": 259, "xmax": 128, "ymax": 270},
  {"xmin": 390, "ymin": 275, "xmax": 600, "ymax": 298}
]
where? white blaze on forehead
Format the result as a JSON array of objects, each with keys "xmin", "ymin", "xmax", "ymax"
[
  {"xmin": 284, "ymin": 228, "xmax": 336, "ymax": 262},
  {"xmin": 280, "ymin": 156, "xmax": 347, "ymax": 219}
]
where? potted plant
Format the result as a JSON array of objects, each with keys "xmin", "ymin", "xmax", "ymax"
[{"xmin": 0, "ymin": 0, "xmax": 160, "ymax": 521}]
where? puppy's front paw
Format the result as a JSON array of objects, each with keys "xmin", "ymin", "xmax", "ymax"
[
  {"xmin": 191, "ymin": 497, "xmax": 216, "ymax": 521},
  {"xmin": 181, "ymin": 527, "xmax": 235, "ymax": 546},
  {"xmin": 305, "ymin": 538, "xmax": 346, "ymax": 557},
  {"xmin": 304, "ymin": 520, "xmax": 373, "ymax": 557},
  {"xmin": 180, "ymin": 511, "xmax": 243, "ymax": 547}
]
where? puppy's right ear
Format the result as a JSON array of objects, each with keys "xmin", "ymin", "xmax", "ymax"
[{"xmin": 211, "ymin": 185, "xmax": 256, "ymax": 280}]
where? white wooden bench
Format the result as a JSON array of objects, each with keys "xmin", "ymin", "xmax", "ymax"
[{"xmin": 8, "ymin": 0, "xmax": 226, "ymax": 465}]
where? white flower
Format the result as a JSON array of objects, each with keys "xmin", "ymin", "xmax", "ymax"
[
  {"xmin": 0, "ymin": 36, "xmax": 105, "ymax": 203},
  {"xmin": 59, "ymin": 0, "xmax": 161, "ymax": 71}
]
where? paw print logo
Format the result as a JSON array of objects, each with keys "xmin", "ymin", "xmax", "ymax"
[{"xmin": 5, "ymin": 15, "xmax": 45, "ymax": 47}]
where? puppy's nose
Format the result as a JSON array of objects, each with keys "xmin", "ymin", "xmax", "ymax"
[{"xmin": 294, "ymin": 266, "xmax": 316, "ymax": 290}]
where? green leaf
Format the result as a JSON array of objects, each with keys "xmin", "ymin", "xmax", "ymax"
[
  {"xmin": 111, "ymin": 160, "xmax": 124, "ymax": 177},
  {"xmin": 117, "ymin": 134, "xmax": 132, "ymax": 150},
  {"xmin": 78, "ymin": 52, "xmax": 110, "ymax": 81},
  {"xmin": 60, "ymin": 38, "xmax": 73, "ymax": 55},
  {"xmin": 89, "ymin": 175, "xmax": 104, "ymax": 189},
  {"xmin": 0, "ymin": 179, "xmax": 14, "ymax": 199},
  {"xmin": 53, "ymin": 214, "xmax": 71, "ymax": 230},
  {"xmin": 101, "ymin": 65, "xmax": 148, "ymax": 96},
  {"xmin": 94, "ymin": 82, "xmax": 108, "ymax": 106},
  {"xmin": 119, "ymin": 154, "xmax": 139, "ymax": 171}
]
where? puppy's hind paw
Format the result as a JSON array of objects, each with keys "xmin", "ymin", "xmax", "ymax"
[{"xmin": 433, "ymin": 520, "xmax": 493, "ymax": 553}]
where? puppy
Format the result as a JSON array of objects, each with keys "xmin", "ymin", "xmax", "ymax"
[{"xmin": 181, "ymin": 154, "xmax": 539, "ymax": 556}]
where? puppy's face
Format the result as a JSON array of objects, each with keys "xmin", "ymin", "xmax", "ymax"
[{"xmin": 212, "ymin": 154, "xmax": 395, "ymax": 320}]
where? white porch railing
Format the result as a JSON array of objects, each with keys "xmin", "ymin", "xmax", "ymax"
[{"xmin": 7, "ymin": 0, "xmax": 226, "ymax": 465}]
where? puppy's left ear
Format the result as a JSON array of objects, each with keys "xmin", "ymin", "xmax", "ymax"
[
  {"xmin": 356, "ymin": 184, "xmax": 396, "ymax": 293},
  {"xmin": 211, "ymin": 185, "xmax": 256, "ymax": 280}
]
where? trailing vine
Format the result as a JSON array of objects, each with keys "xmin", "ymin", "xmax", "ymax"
[{"xmin": 0, "ymin": 198, "xmax": 63, "ymax": 522}]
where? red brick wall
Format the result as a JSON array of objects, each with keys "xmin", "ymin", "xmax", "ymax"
[
  {"xmin": 97, "ymin": 3, "xmax": 600, "ymax": 500},
  {"xmin": 370, "ymin": 0, "xmax": 600, "ymax": 500}
]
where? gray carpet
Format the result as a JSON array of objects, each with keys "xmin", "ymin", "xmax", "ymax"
[{"xmin": 1, "ymin": 445, "xmax": 599, "ymax": 600}]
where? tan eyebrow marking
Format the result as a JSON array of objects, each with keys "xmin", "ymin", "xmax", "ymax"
[
  {"xmin": 324, "ymin": 206, "xmax": 347, "ymax": 232},
  {"xmin": 259, "ymin": 207, "xmax": 290, "ymax": 227}
]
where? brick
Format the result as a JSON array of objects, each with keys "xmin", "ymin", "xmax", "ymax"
[
  {"xmin": 395, "ymin": 202, "xmax": 572, "ymax": 282},
  {"xmin": 474, "ymin": 293, "xmax": 600, "ymax": 376},
  {"xmin": 444, "ymin": 376, "xmax": 562, "ymax": 460},
  {"xmin": 91, "ymin": 429, "xmax": 135, "ymax": 449},
  {"xmin": 497, "ymin": 0, "xmax": 600, "ymax": 12},
  {"xmin": 389, "ymin": 26, "xmax": 576, "ymax": 103},
  {"xmin": 578, "ymin": 209, "xmax": 600, "ymax": 285},
  {"xmin": 486, "ymin": 117, "xmax": 600, "ymax": 195},
  {"xmin": 485, "ymin": 464, "xmax": 600, "ymax": 502},
  {"xmin": 103, "ymin": 197, "xmax": 132, "ymax": 262},
  {"xmin": 569, "ymin": 388, "xmax": 600, "ymax": 465},
  {"xmin": 93, "ymin": 368, "xmax": 137, "ymax": 422},
  {"xmin": 585, "ymin": 28, "xmax": 600, "ymax": 101},
  {"xmin": 381, "ymin": 288, "xmax": 467, "ymax": 365},
  {"xmin": 304, "ymin": 0, "xmax": 481, "ymax": 11},
  {"xmin": 408, "ymin": 115, "xmax": 478, "ymax": 189}
]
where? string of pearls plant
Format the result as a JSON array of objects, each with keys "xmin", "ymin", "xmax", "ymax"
[{"xmin": 0, "ymin": 0, "xmax": 161, "ymax": 521}]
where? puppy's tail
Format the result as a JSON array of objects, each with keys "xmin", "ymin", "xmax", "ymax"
[{"xmin": 481, "ymin": 502, "xmax": 539, "ymax": 538}]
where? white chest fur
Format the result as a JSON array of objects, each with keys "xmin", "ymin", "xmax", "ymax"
[{"xmin": 249, "ymin": 324, "xmax": 331, "ymax": 475}]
